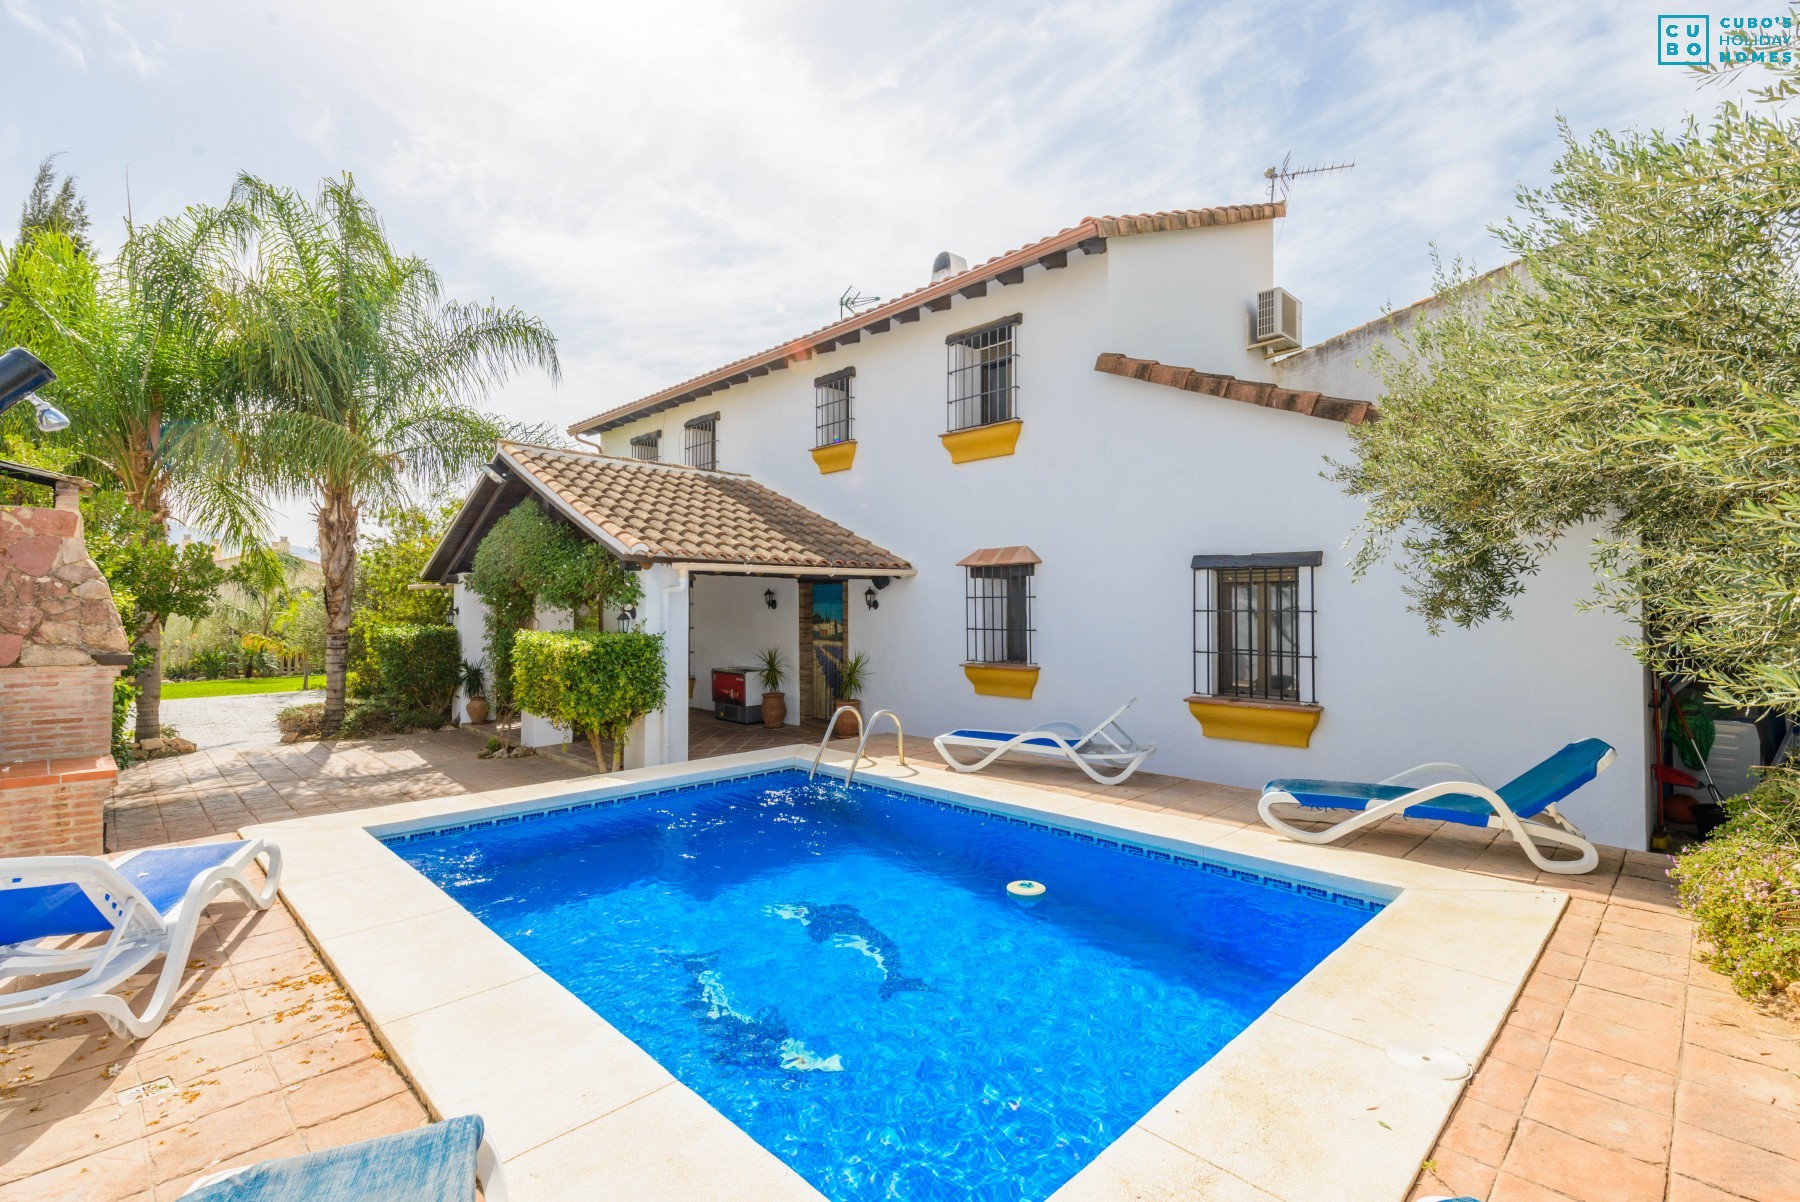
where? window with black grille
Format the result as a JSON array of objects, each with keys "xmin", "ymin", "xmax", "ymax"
[
  {"xmin": 946, "ymin": 315, "xmax": 1020, "ymax": 432},
  {"xmin": 965, "ymin": 563, "xmax": 1035, "ymax": 665},
  {"xmin": 684, "ymin": 413, "xmax": 718, "ymax": 470},
  {"xmin": 629, "ymin": 431, "xmax": 661, "ymax": 461},
  {"xmin": 1192, "ymin": 553, "xmax": 1319, "ymax": 703},
  {"xmin": 815, "ymin": 368, "xmax": 853, "ymax": 448}
]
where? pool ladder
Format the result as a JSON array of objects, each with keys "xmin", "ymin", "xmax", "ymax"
[{"xmin": 808, "ymin": 705, "xmax": 907, "ymax": 785}]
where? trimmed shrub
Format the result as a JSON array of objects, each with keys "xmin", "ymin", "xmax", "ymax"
[
  {"xmin": 513, "ymin": 629, "xmax": 666, "ymax": 770},
  {"xmin": 370, "ymin": 624, "xmax": 461, "ymax": 715},
  {"xmin": 1671, "ymin": 769, "xmax": 1800, "ymax": 1000}
]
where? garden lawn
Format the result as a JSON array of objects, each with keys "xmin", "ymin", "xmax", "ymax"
[{"xmin": 162, "ymin": 674, "xmax": 314, "ymax": 699}]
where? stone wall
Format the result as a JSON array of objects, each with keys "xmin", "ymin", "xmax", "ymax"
[{"xmin": 0, "ymin": 502, "xmax": 128, "ymax": 856}]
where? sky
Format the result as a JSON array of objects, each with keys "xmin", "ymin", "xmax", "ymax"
[{"xmin": 0, "ymin": 0, "xmax": 1758, "ymax": 544}]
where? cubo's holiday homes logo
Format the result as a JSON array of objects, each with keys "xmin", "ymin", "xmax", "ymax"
[
  {"xmin": 1659, "ymin": 15, "xmax": 1710, "ymax": 63},
  {"xmin": 1659, "ymin": 14, "xmax": 1796, "ymax": 65}
]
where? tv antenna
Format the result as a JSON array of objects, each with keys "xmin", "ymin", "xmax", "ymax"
[
  {"xmin": 1263, "ymin": 153, "xmax": 1354, "ymax": 203},
  {"xmin": 838, "ymin": 286, "xmax": 882, "ymax": 320}
]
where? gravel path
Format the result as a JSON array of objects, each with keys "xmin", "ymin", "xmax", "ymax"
[{"xmin": 156, "ymin": 688, "xmax": 325, "ymax": 751}]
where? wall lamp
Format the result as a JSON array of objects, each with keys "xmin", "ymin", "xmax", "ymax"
[
  {"xmin": 617, "ymin": 604, "xmax": 637, "ymax": 627},
  {"xmin": 763, "ymin": 588, "xmax": 777, "ymax": 610},
  {"xmin": 0, "ymin": 347, "xmax": 70, "ymax": 432},
  {"xmin": 863, "ymin": 585, "xmax": 879, "ymax": 610}
]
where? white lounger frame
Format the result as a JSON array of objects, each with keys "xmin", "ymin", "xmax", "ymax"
[
  {"xmin": 183, "ymin": 1133, "xmax": 507, "ymax": 1200},
  {"xmin": 933, "ymin": 698, "xmax": 1156, "ymax": 786},
  {"xmin": 0, "ymin": 839, "xmax": 282, "ymax": 1039},
  {"xmin": 1257, "ymin": 752, "xmax": 1612, "ymax": 875}
]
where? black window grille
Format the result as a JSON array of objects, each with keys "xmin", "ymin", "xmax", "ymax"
[
  {"xmin": 1191, "ymin": 553, "xmax": 1319, "ymax": 703},
  {"xmin": 629, "ymin": 431, "xmax": 661, "ymax": 461},
  {"xmin": 684, "ymin": 413, "xmax": 718, "ymax": 470},
  {"xmin": 815, "ymin": 368, "xmax": 853, "ymax": 448},
  {"xmin": 966, "ymin": 563, "xmax": 1035, "ymax": 664},
  {"xmin": 946, "ymin": 315, "xmax": 1020, "ymax": 433}
]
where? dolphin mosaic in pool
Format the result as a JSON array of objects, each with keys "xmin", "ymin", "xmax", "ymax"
[
  {"xmin": 667, "ymin": 951, "xmax": 844, "ymax": 1073},
  {"xmin": 768, "ymin": 901, "xmax": 931, "ymax": 1000}
]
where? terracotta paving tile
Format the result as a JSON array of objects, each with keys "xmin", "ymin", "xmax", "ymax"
[
  {"xmin": 1534, "ymin": 950, "xmax": 1587, "ymax": 983},
  {"xmin": 1539, "ymin": 1041, "xmax": 1676, "ymax": 1115},
  {"xmin": 281, "ymin": 1058, "xmax": 407, "ymax": 1129},
  {"xmin": 1553, "ymin": 1009, "xmax": 1684, "ymax": 1074},
  {"xmin": 1576, "ymin": 958, "xmax": 1688, "ymax": 1008},
  {"xmin": 151, "ymin": 1134, "xmax": 308, "ymax": 1201},
  {"xmin": 1669, "ymin": 1174, "xmax": 1763, "ymax": 1202},
  {"xmin": 1597, "ymin": 918, "xmax": 1690, "ymax": 958},
  {"xmin": 1467, "ymin": 1055, "xmax": 1540, "ymax": 1114},
  {"xmin": 1522, "ymin": 1076, "xmax": 1670, "ymax": 1162},
  {"xmin": 1439, "ymin": 1094, "xmax": 1519, "ymax": 1165},
  {"xmin": 1507, "ymin": 995, "xmax": 1567, "ymax": 1038},
  {"xmin": 1490, "ymin": 1171, "xmax": 1586, "ymax": 1201},
  {"xmin": 1500, "ymin": 1120, "xmax": 1667, "ymax": 1202},
  {"xmin": 0, "ymin": 1138, "xmax": 151, "ymax": 1202},
  {"xmin": 1683, "ymin": 993, "xmax": 1800, "ymax": 1074},
  {"xmin": 1681, "ymin": 1043, "xmax": 1800, "ymax": 1114},
  {"xmin": 1492, "ymin": 1023, "xmax": 1554, "ymax": 1073},
  {"xmin": 1677, "ymin": 1076, "xmax": 1800, "ymax": 1160},
  {"xmin": 1413, "ymin": 1146, "xmax": 1498, "ymax": 1200},
  {"xmin": 1587, "ymin": 936, "xmax": 1691, "ymax": 981},
  {"xmin": 1670, "ymin": 1120, "xmax": 1800, "ymax": 1202},
  {"xmin": 297, "ymin": 1090, "xmax": 428, "ymax": 1149},
  {"xmin": 144, "ymin": 1089, "xmax": 296, "ymax": 1183},
  {"xmin": 263, "ymin": 1026, "xmax": 383, "ymax": 1088}
]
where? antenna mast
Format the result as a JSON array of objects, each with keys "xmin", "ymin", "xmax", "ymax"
[
  {"xmin": 838, "ymin": 286, "xmax": 881, "ymax": 320},
  {"xmin": 1262, "ymin": 153, "xmax": 1354, "ymax": 203}
]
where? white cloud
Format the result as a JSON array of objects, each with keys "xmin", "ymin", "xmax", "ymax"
[{"xmin": 1, "ymin": 0, "xmax": 1764, "ymax": 541}]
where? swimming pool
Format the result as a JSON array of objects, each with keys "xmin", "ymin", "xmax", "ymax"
[{"xmin": 390, "ymin": 768, "xmax": 1380, "ymax": 1202}]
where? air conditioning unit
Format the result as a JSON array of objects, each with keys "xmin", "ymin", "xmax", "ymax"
[{"xmin": 1249, "ymin": 287, "xmax": 1302, "ymax": 354}]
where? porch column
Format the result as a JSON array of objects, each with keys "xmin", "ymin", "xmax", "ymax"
[{"xmin": 630, "ymin": 563, "xmax": 689, "ymax": 768}]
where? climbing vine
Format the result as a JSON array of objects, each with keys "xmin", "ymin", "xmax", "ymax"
[{"xmin": 464, "ymin": 500, "xmax": 641, "ymax": 729}]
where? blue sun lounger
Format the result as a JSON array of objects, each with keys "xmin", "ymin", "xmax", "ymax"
[
  {"xmin": 934, "ymin": 698, "xmax": 1156, "ymax": 785},
  {"xmin": 1258, "ymin": 739, "xmax": 1615, "ymax": 875},
  {"xmin": 1, "ymin": 839, "xmax": 282, "ymax": 1038},
  {"xmin": 182, "ymin": 1114, "xmax": 504, "ymax": 1200}
]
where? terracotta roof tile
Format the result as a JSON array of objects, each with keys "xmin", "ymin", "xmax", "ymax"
[
  {"xmin": 570, "ymin": 201, "xmax": 1284, "ymax": 435},
  {"xmin": 955, "ymin": 546, "xmax": 1042, "ymax": 568},
  {"xmin": 499, "ymin": 443, "xmax": 912, "ymax": 573},
  {"xmin": 1093, "ymin": 353, "xmax": 1376, "ymax": 426}
]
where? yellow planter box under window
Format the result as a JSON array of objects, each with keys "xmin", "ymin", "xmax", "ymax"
[
  {"xmin": 810, "ymin": 441, "xmax": 857, "ymax": 474},
  {"xmin": 1185, "ymin": 696, "xmax": 1322, "ymax": 748},
  {"xmin": 940, "ymin": 419, "xmax": 1023, "ymax": 464},
  {"xmin": 964, "ymin": 663, "xmax": 1039, "ymax": 699}
]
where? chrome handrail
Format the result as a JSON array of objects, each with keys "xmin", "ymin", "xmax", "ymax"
[
  {"xmin": 848, "ymin": 709, "xmax": 906, "ymax": 785},
  {"xmin": 808, "ymin": 705, "xmax": 906, "ymax": 783}
]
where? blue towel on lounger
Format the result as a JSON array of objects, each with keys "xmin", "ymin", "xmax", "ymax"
[{"xmin": 184, "ymin": 1114, "xmax": 484, "ymax": 1202}]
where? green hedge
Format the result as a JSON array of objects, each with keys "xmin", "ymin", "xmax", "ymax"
[
  {"xmin": 370, "ymin": 623, "xmax": 462, "ymax": 715},
  {"xmin": 513, "ymin": 629, "xmax": 666, "ymax": 770},
  {"xmin": 1671, "ymin": 770, "xmax": 1800, "ymax": 1000}
]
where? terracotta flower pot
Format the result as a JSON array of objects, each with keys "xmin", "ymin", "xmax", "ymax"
[
  {"xmin": 465, "ymin": 695, "xmax": 490, "ymax": 725},
  {"xmin": 762, "ymin": 692, "xmax": 787, "ymax": 728},
  {"xmin": 835, "ymin": 698, "xmax": 863, "ymax": 737}
]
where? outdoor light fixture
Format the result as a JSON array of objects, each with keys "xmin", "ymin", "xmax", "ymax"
[
  {"xmin": 0, "ymin": 347, "xmax": 69, "ymax": 433},
  {"xmin": 617, "ymin": 604, "xmax": 636, "ymax": 627},
  {"xmin": 864, "ymin": 585, "xmax": 879, "ymax": 610},
  {"xmin": 763, "ymin": 588, "xmax": 777, "ymax": 610}
]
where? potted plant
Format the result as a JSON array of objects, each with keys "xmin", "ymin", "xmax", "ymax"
[
  {"xmin": 832, "ymin": 653, "xmax": 871, "ymax": 736},
  {"xmin": 461, "ymin": 661, "xmax": 489, "ymax": 725},
  {"xmin": 755, "ymin": 647, "xmax": 788, "ymax": 729}
]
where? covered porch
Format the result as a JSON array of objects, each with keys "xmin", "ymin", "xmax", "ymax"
[{"xmin": 419, "ymin": 441, "xmax": 913, "ymax": 766}]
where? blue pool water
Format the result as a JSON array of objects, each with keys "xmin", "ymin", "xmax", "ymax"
[{"xmin": 393, "ymin": 770, "xmax": 1377, "ymax": 1201}]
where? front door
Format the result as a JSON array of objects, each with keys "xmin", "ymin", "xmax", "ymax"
[{"xmin": 807, "ymin": 582, "xmax": 847, "ymax": 720}]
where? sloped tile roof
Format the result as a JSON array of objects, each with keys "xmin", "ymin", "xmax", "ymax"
[
  {"xmin": 1094, "ymin": 353, "xmax": 1377, "ymax": 425},
  {"xmin": 956, "ymin": 546, "xmax": 1042, "ymax": 568},
  {"xmin": 570, "ymin": 201, "xmax": 1285, "ymax": 435},
  {"xmin": 500, "ymin": 443, "xmax": 913, "ymax": 573}
]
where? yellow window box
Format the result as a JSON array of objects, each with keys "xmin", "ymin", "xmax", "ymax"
[
  {"xmin": 810, "ymin": 440, "xmax": 857, "ymax": 474},
  {"xmin": 940, "ymin": 418, "xmax": 1023, "ymax": 464},
  {"xmin": 963, "ymin": 663, "xmax": 1039, "ymax": 699},
  {"xmin": 1185, "ymin": 696, "xmax": 1322, "ymax": 748}
]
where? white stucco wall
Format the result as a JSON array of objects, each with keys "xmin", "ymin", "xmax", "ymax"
[
  {"xmin": 550, "ymin": 219, "xmax": 1650, "ymax": 849},
  {"xmin": 688, "ymin": 575, "xmax": 800, "ymax": 721}
]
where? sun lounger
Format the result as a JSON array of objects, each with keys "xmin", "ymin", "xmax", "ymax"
[
  {"xmin": 934, "ymin": 698, "xmax": 1156, "ymax": 785},
  {"xmin": 182, "ymin": 1114, "xmax": 503, "ymax": 1200},
  {"xmin": 1258, "ymin": 739, "xmax": 1615, "ymax": 874},
  {"xmin": 1, "ymin": 838, "xmax": 282, "ymax": 1038}
]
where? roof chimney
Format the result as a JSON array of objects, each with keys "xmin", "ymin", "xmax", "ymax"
[
  {"xmin": 930, "ymin": 251, "xmax": 967, "ymax": 283},
  {"xmin": 274, "ymin": 536, "xmax": 290, "ymax": 554}
]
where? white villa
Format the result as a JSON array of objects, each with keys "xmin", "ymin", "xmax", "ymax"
[{"xmin": 421, "ymin": 201, "xmax": 1652, "ymax": 852}]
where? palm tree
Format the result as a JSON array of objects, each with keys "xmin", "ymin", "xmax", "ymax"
[
  {"xmin": 0, "ymin": 210, "xmax": 266, "ymax": 740},
  {"xmin": 224, "ymin": 174, "xmax": 559, "ymax": 732}
]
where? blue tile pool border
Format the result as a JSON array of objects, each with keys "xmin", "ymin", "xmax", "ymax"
[{"xmin": 378, "ymin": 767, "xmax": 1387, "ymax": 914}]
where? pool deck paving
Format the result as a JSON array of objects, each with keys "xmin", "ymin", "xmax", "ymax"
[{"xmin": 3, "ymin": 723, "xmax": 1796, "ymax": 1201}]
